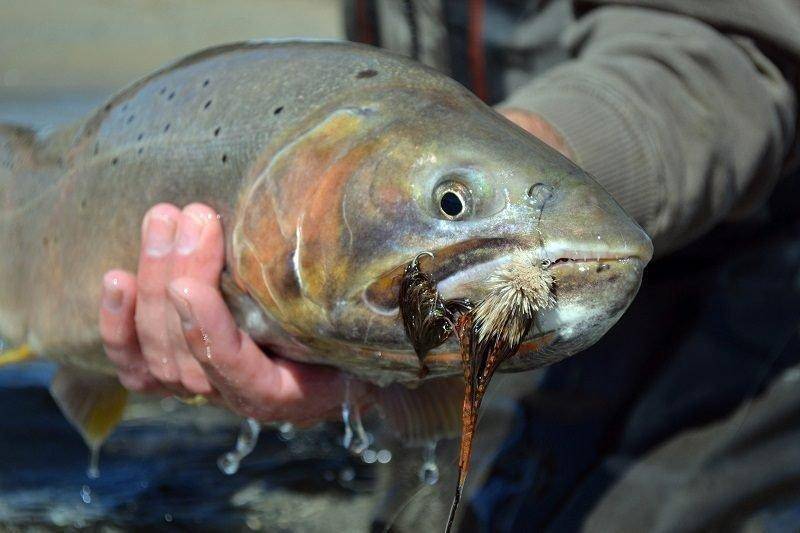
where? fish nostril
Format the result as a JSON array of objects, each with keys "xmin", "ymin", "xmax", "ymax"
[{"xmin": 526, "ymin": 183, "xmax": 554, "ymax": 208}]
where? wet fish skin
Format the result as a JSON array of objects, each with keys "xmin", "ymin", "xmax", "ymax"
[{"xmin": 0, "ymin": 41, "xmax": 652, "ymax": 385}]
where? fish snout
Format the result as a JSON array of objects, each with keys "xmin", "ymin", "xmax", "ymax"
[
  {"xmin": 496, "ymin": 174, "xmax": 653, "ymax": 368},
  {"xmin": 523, "ymin": 173, "xmax": 653, "ymax": 265}
]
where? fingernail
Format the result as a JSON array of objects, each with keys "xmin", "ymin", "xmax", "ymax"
[
  {"xmin": 144, "ymin": 213, "xmax": 176, "ymax": 256},
  {"xmin": 168, "ymin": 285, "xmax": 195, "ymax": 330},
  {"xmin": 102, "ymin": 275, "xmax": 123, "ymax": 312},
  {"xmin": 176, "ymin": 211, "xmax": 206, "ymax": 255}
]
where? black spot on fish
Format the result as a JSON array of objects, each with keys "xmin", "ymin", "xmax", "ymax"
[
  {"xmin": 214, "ymin": 127, "xmax": 221, "ymax": 137},
  {"xmin": 138, "ymin": 147, "xmax": 143, "ymax": 154},
  {"xmin": 127, "ymin": 115, "xmax": 135, "ymax": 124},
  {"xmin": 203, "ymin": 79, "xmax": 210, "ymax": 87},
  {"xmin": 164, "ymin": 123, "xmax": 171, "ymax": 132},
  {"xmin": 204, "ymin": 100, "xmax": 212, "ymax": 109},
  {"xmin": 80, "ymin": 198, "xmax": 87, "ymax": 209},
  {"xmin": 221, "ymin": 154, "xmax": 228, "ymax": 164},
  {"xmin": 112, "ymin": 157, "xmax": 118, "ymax": 166},
  {"xmin": 159, "ymin": 87, "xmax": 166, "ymax": 95},
  {"xmin": 137, "ymin": 133, "xmax": 143, "ymax": 141},
  {"xmin": 274, "ymin": 106, "xmax": 283, "ymax": 115},
  {"xmin": 168, "ymin": 91, "xmax": 175, "ymax": 100},
  {"xmin": 121, "ymin": 104, "xmax": 128, "ymax": 112},
  {"xmin": 356, "ymin": 69, "xmax": 378, "ymax": 79},
  {"xmin": 93, "ymin": 143, "xmax": 99, "ymax": 155},
  {"xmin": 104, "ymin": 103, "xmax": 112, "ymax": 112}
]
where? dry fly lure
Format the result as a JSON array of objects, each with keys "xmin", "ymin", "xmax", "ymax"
[{"xmin": 399, "ymin": 250, "xmax": 554, "ymax": 532}]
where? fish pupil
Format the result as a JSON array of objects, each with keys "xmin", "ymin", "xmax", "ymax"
[{"xmin": 440, "ymin": 191, "xmax": 463, "ymax": 217}]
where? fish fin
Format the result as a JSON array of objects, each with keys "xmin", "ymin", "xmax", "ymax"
[
  {"xmin": 49, "ymin": 366, "xmax": 128, "ymax": 453},
  {"xmin": 0, "ymin": 343, "xmax": 35, "ymax": 367},
  {"xmin": 376, "ymin": 376, "xmax": 463, "ymax": 446}
]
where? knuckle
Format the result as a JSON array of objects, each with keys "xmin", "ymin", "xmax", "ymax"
[{"xmin": 134, "ymin": 323, "xmax": 167, "ymax": 352}]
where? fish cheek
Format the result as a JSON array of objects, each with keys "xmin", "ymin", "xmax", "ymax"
[
  {"xmin": 234, "ymin": 109, "xmax": 385, "ymax": 335},
  {"xmin": 232, "ymin": 192, "xmax": 300, "ymax": 329}
]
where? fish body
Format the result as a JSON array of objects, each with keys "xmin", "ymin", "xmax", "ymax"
[{"xmin": 0, "ymin": 41, "xmax": 652, "ymax": 386}]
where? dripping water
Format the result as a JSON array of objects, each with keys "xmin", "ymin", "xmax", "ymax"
[
  {"xmin": 419, "ymin": 440, "xmax": 439, "ymax": 485},
  {"xmin": 86, "ymin": 447, "xmax": 100, "ymax": 479},
  {"xmin": 79, "ymin": 485, "xmax": 92, "ymax": 504},
  {"xmin": 341, "ymin": 378, "xmax": 369, "ymax": 454},
  {"xmin": 277, "ymin": 422, "xmax": 296, "ymax": 441},
  {"xmin": 217, "ymin": 417, "xmax": 261, "ymax": 475}
]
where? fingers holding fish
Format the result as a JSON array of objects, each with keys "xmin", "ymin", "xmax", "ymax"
[
  {"xmin": 167, "ymin": 277, "xmax": 369, "ymax": 424},
  {"xmin": 165, "ymin": 203, "xmax": 224, "ymax": 397},
  {"xmin": 172, "ymin": 203, "xmax": 224, "ymax": 280},
  {"xmin": 134, "ymin": 203, "xmax": 184, "ymax": 390},
  {"xmin": 99, "ymin": 269, "xmax": 166, "ymax": 394}
]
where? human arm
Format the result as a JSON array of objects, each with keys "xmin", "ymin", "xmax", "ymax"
[{"xmin": 499, "ymin": 3, "xmax": 798, "ymax": 254}]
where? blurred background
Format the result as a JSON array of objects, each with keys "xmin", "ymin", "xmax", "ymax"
[{"xmin": 0, "ymin": 0, "xmax": 344, "ymax": 127}]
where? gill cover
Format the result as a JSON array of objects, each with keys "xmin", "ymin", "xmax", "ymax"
[{"xmin": 233, "ymin": 107, "xmax": 386, "ymax": 339}]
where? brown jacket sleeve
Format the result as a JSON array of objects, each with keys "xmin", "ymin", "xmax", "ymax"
[{"xmin": 502, "ymin": 3, "xmax": 798, "ymax": 254}]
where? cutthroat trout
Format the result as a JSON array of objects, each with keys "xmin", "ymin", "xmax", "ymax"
[{"xmin": 0, "ymin": 41, "xmax": 652, "ymax": 525}]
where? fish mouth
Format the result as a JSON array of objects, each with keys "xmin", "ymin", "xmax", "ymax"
[
  {"xmin": 423, "ymin": 237, "xmax": 649, "ymax": 301},
  {"xmin": 363, "ymin": 236, "xmax": 651, "ymax": 314},
  {"xmin": 360, "ymin": 237, "xmax": 649, "ymax": 375}
]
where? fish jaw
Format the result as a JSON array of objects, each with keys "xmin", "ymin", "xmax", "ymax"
[{"xmin": 433, "ymin": 249, "xmax": 648, "ymax": 371}]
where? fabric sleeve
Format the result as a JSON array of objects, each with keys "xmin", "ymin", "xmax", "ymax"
[{"xmin": 501, "ymin": 5, "xmax": 797, "ymax": 254}]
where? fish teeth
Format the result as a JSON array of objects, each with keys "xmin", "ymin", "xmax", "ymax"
[{"xmin": 473, "ymin": 250, "xmax": 554, "ymax": 345}]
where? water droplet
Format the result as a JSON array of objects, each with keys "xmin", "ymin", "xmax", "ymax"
[
  {"xmin": 376, "ymin": 449, "xmax": 392, "ymax": 464},
  {"xmin": 87, "ymin": 447, "xmax": 100, "ymax": 479},
  {"xmin": 200, "ymin": 327, "xmax": 213, "ymax": 359},
  {"xmin": 217, "ymin": 417, "xmax": 261, "ymax": 475},
  {"xmin": 341, "ymin": 379, "xmax": 369, "ymax": 454},
  {"xmin": 80, "ymin": 485, "xmax": 92, "ymax": 504},
  {"xmin": 278, "ymin": 422, "xmax": 296, "ymax": 441},
  {"xmin": 419, "ymin": 441, "xmax": 439, "ymax": 485},
  {"xmin": 217, "ymin": 453, "xmax": 238, "ymax": 475},
  {"xmin": 361, "ymin": 449, "xmax": 377, "ymax": 464},
  {"xmin": 339, "ymin": 466, "xmax": 355, "ymax": 483}
]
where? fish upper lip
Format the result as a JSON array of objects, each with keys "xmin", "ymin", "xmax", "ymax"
[
  {"xmin": 433, "ymin": 244, "xmax": 648, "ymax": 300},
  {"xmin": 363, "ymin": 238, "xmax": 649, "ymax": 312}
]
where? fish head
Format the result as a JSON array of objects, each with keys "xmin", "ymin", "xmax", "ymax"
[{"xmin": 233, "ymin": 87, "xmax": 653, "ymax": 379}]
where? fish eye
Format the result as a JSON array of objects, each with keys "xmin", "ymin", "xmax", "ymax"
[
  {"xmin": 434, "ymin": 180, "xmax": 473, "ymax": 220},
  {"xmin": 441, "ymin": 191, "xmax": 463, "ymax": 217}
]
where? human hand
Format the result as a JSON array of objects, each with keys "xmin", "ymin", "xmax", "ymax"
[
  {"xmin": 498, "ymin": 108, "xmax": 573, "ymax": 160},
  {"xmin": 98, "ymin": 203, "xmax": 371, "ymax": 424}
]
